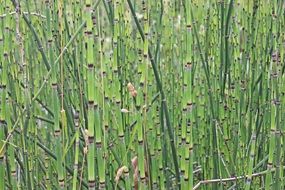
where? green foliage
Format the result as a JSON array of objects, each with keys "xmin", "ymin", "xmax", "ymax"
[{"xmin": 0, "ymin": 0, "xmax": 285, "ymax": 189}]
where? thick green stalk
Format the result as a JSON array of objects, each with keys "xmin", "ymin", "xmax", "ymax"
[
  {"xmin": 0, "ymin": 6, "xmax": 7, "ymax": 189},
  {"xmin": 84, "ymin": 0, "xmax": 96, "ymax": 189},
  {"xmin": 72, "ymin": 111, "xmax": 80, "ymax": 190}
]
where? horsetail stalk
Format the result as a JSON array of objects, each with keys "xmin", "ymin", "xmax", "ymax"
[
  {"xmin": 84, "ymin": 0, "xmax": 96, "ymax": 189},
  {"xmin": 136, "ymin": 0, "xmax": 149, "ymax": 189},
  {"xmin": 72, "ymin": 110, "xmax": 80, "ymax": 190},
  {"xmin": 181, "ymin": 0, "xmax": 193, "ymax": 189},
  {"xmin": 265, "ymin": 64, "xmax": 278, "ymax": 190},
  {"xmin": 0, "ymin": 4, "xmax": 6, "ymax": 188},
  {"xmin": 96, "ymin": 9, "xmax": 106, "ymax": 189}
]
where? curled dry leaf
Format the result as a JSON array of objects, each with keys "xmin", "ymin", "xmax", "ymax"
[
  {"xmin": 131, "ymin": 156, "xmax": 138, "ymax": 168},
  {"xmin": 134, "ymin": 167, "xmax": 139, "ymax": 190},
  {"xmin": 131, "ymin": 156, "xmax": 148, "ymax": 190},
  {"xmin": 115, "ymin": 166, "xmax": 128, "ymax": 184},
  {"xmin": 115, "ymin": 156, "xmax": 148, "ymax": 190},
  {"xmin": 127, "ymin": 82, "xmax": 135, "ymax": 92},
  {"xmin": 127, "ymin": 82, "xmax": 137, "ymax": 97},
  {"xmin": 132, "ymin": 156, "xmax": 139, "ymax": 190},
  {"xmin": 131, "ymin": 90, "xmax": 137, "ymax": 97}
]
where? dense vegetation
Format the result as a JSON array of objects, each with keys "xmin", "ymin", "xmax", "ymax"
[{"xmin": 0, "ymin": 0, "xmax": 285, "ymax": 189}]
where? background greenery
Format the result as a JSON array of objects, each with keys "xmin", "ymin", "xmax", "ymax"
[{"xmin": 0, "ymin": 0, "xmax": 285, "ymax": 189}]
